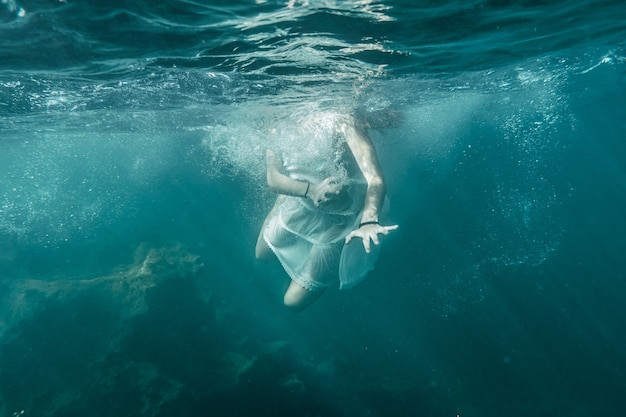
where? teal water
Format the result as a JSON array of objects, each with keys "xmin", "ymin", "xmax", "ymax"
[{"xmin": 1, "ymin": 0, "xmax": 626, "ymax": 416}]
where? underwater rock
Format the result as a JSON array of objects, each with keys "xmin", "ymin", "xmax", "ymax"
[
  {"xmin": 0, "ymin": 243, "xmax": 203, "ymax": 340},
  {"xmin": 221, "ymin": 352, "xmax": 257, "ymax": 387},
  {"xmin": 0, "ymin": 243, "xmax": 205, "ymax": 417},
  {"xmin": 260, "ymin": 339, "xmax": 292, "ymax": 355},
  {"xmin": 278, "ymin": 372, "xmax": 307, "ymax": 394},
  {"xmin": 1, "ymin": 241, "xmax": 370, "ymax": 417}
]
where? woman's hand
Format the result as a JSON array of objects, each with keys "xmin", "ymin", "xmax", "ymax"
[
  {"xmin": 307, "ymin": 178, "xmax": 342, "ymax": 206},
  {"xmin": 345, "ymin": 222, "xmax": 398, "ymax": 253}
]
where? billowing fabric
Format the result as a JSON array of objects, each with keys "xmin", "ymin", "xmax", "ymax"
[
  {"xmin": 264, "ymin": 178, "xmax": 366, "ymax": 291},
  {"xmin": 263, "ymin": 120, "xmax": 368, "ymax": 290},
  {"xmin": 338, "ymin": 195, "xmax": 390, "ymax": 289},
  {"xmin": 339, "ymin": 228, "xmax": 381, "ymax": 289}
]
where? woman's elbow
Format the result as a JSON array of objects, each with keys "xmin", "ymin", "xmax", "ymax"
[{"xmin": 367, "ymin": 175, "xmax": 385, "ymax": 192}]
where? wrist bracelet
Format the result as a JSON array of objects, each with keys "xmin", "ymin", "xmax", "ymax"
[
  {"xmin": 303, "ymin": 182, "xmax": 310, "ymax": 198},
  {"xmin": 359, "ymin": 220, "xmax": 379, "ymax": 228}
]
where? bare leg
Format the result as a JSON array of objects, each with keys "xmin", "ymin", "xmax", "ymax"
[
  {"xmin": 255, "ymin": 196, "xmax": 284, "ymax": 261},
  {"xmin": 256, "ymin": 196, "xmax": 327, "ymax": 312},
  {"xmin": 255, "ymin": 226, "xmax": 273, "ymax": 261},
  {"xmin": 283, "ymin": 281, "xmax": 324, "ymax": 312},
  {"xmin": 283, "ymin": 245, "xmax": 329, "ymax": 312}
]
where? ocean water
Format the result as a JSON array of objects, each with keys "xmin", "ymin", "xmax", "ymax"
[{"xmin": 1, "ymin": 0, "xmax": 626, "ymax": 416}]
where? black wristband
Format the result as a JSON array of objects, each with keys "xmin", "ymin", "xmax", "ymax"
[
  {"xmin": 359, "ymin": 220, "xmax": 379, "ymax": 228},
  {"xmin": 303, "ymin": 182, "xmax": 310, "ymax": 198}
]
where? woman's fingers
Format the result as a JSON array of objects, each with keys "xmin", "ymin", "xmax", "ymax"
[
  {"xmin": 321, "ymin": 177, "xmax": 342, "ymax": 194},
  {"xmin": 361, "ymin": 234, "xmax": 372, "ymax": 253},
  {"xmin": 345, "ymin": 229, "xmax": 358, "ymax": 244},
  {"xmin": 344, "ymin": 224, "xmax": 398, "ymax": 249}
]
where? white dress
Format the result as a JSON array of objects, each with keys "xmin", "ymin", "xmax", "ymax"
[{"xmin": 263, "ymin": 130, "xmax": 368, "ymax": 291}]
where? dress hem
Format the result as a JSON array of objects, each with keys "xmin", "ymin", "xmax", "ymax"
[{"xmin": 263, "ymin": 234, "xmax": 333, "ymax": 292}]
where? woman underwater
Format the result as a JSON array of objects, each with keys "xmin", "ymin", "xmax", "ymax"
[{"xmin": 255, "ymin": 110, "xmax": 398, "ymax": 312}]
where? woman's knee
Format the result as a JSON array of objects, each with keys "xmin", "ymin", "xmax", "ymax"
[
  {"xmin": 283, "ymin": 282, "xmax": 322, "ymax": 312},
  {"xmin": 283, "ymin": 289, "xmax": 306, "ymax": 312}
]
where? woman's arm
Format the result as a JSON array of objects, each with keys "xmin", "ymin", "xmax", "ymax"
[
  {"xmin": 343, "ymin": 121, "xmax": 398, "ymax": 252},
  {"xmin": 265, "ymin": 149, "xmax": 310, "ymax": 197},
  {"xmin": 343, "ymin": 122, "xmax": 386, "ymax": 223},
  {"xmin": 265, "ymin": 149, "xmax": 341, "ymax": 205}
]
